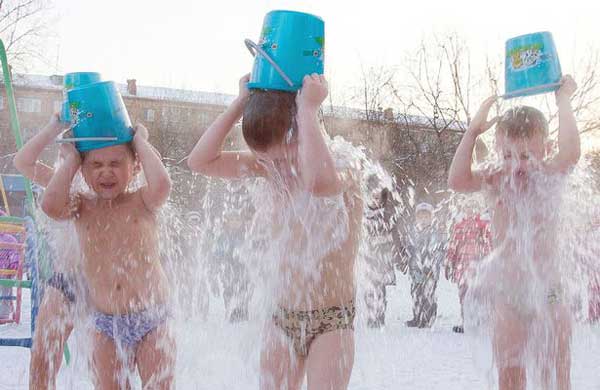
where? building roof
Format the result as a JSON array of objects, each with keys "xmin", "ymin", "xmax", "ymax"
[
  {"xmin": 8, "ymin": 73, "xmax": 236, "ymax": 107},
  {"xmin": 5, "ymin": 73, "xmax": 465, "ymax": 130}
]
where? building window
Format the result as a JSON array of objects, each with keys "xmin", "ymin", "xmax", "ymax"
[
  {"xmin": 145, "ymin": 109, "xmax": 156, "ymax": 122},
  {"xmin": 17, "ymin": 97, "xmax": 42, "ymax": 113},
  {"xmin": 198, "ymin": 112, "xmax": 211, "ymax": 126},
  {"xmin": 53, "ymin": 100, "xmax": 62, "ymax": 114}
]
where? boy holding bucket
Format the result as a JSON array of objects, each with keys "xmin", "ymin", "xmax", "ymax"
[
  {"xmin": 41, "ymin": 80, "xmax": 175, "ymax": 389},
  {"xmin": 189, "ymin": 11, "xmax": 361, "ymax": 389},
  {"xmin": 189, "ymin": 71, "xmax": 361, "ymax": 390},
  {"xmin": 448, "ymin": 75, "xmax": 579, "ymax": 390}
]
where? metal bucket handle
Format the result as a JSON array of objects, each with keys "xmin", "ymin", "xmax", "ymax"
[
  {"xmin": 244, "ymin": 39, "xmax": 294, "ymax": 88},
  {"xmin": 55, "ymin": 129, "xmax": 117, "ymax": 144}
]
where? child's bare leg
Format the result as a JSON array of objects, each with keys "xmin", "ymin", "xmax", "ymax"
[
  {"xmin": 494, "ymin": 303, "xmax": 528, "ymax": 390},
  {"xmin": 92, "ymin": 332, "xmax": 132, "ymax": 389},
  {"xmin": 555, "ymin": 305, "xmax": 572, "ymax": 390},
  {"xmin": 136, "ymin": 325, "xmax": 176, "ymax": 389},
  {"xmin": 29, "ymin": 288, "xmax": 73, "ymax": 390},
  {"xmin": 260, "ymin": 323, "xmax": 305, "ymax": 390},
  {"xmin": 498, "ymin": 367, "xmax": 526, "ymax": 390},
  {"xmin": 306, "ymin": 329, "xmax": 354, "ymax": 390}
]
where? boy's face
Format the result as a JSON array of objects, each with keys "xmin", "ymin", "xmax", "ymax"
[
  {"xmin": 416, "ymin": 210, "xmax": 433, "ymax": 227},
  {"xmin": 496, "ymin": 132, "xmax": 546, "ymax": 185},
  {"xmin": 81, "ymin": 144, "xmax": 136, "ymax": 200}
]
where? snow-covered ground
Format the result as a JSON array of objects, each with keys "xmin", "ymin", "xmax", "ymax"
[{"xmin": 1, "ymin": 277, "xmax": 599, "ymax": 389}]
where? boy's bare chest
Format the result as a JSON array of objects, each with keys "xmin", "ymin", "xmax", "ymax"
[{"xmin": 75, "ymin": 201, "xmax": 158, "ymax": 255}]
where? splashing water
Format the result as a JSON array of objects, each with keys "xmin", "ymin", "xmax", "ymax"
[{"xmin": 1, "ymin": 130, "xmax": 599, "ymax": 389}]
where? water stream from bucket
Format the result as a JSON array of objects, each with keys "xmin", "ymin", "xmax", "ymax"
[{"xmin": 1, "ymin": 115, "xmax": 599, "ymax": 389}]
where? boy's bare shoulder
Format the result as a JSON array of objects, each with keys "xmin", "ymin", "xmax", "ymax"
[{"xmin": 126, "ymin": 188, "xmax": 160, "ymax": 215}]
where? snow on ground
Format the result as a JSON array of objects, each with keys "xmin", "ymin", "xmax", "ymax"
[{"xmin": 1, "ymin": 277, "xmax": 599, "ymax": 389}]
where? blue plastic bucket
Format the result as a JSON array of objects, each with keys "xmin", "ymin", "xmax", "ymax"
[
  {"xmin": 246, "ymin": 10, "xmax": 324, "ymax": 92},
  {"xmin": 504, "ymin": 31, "xmax": 562, "ymax": 99},
  {"xmin": 61, "ymin": 72, "xmax": 102, "ymax": 123},
  {"xmin": 66, "ymin": 81, "xmax": 133, "ymax": 152}
]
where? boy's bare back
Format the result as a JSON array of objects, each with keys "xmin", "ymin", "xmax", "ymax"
[{"xmin": 276, "ymin": 166, "xmax": 363, "ymax": 310}]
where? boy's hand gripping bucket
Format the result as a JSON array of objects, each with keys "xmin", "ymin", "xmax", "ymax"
[
  {"xmin": 63, "ymin": 81, "xmax": 133, "ymax": 152},
  {"xmin": 245, "ymin": 10, "xmax": 325, "ymax": 92},
  {"xmin": 503, "ymin": 31, "xmax": 562, "ymax": 99},
  {"xmin": 60, "ymin": 72, "xmax": 102, "ymax": 123}
]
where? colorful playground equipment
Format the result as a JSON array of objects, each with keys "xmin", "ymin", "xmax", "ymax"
[
  {"xmin": 0, "ymin": 38, "xmax": 69, "ymax": 363},
  {"xmin": 0, "ymin": 39, "xmax": 38, "ymax": 349},
  {"xmin": 0, "ymin": 214, "xmax": 26, "ymax": 325}
]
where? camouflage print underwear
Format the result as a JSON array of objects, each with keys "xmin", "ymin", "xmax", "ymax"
[{"xmin": 273, "ymin": 300, "xmax": 355, "ymax": 357}]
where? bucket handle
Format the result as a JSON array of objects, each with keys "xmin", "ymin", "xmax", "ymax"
[
  {"xmin": 244, "ymin": 39, "xmax": 294, "ymax": 88},
  {"xmin": 501, "ymin": 82, "xmax": 562, "ymax": 99},
  {"xmin": 55, "ymin": 129, "xmax": 117, "ymax": 144}
]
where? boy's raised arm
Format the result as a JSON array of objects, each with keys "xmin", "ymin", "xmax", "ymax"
[
  {"xmin": 41, "ymin": 143, "xmax": 80, "ymax": 220},
  {"xmin": 14, "ymin": 113, "xmax": 67, "ymax": 187},
  {"xmin": 549, "ymin": 75, "xmax": 580, "ymax": 173},
  {"xmin": 187, "ymin": 74, "xmax": 263, "ymax": 178},
  {"xmin": 296, "ymin": 74, "xmax": 341, "ymax": 197},
  {"xmin": 134, "ymin": 124, "xmax": 172, "ymax": 211},
  {"xmin": 448, "ymin": 96, "xmax": 498, "ymax": 193}
]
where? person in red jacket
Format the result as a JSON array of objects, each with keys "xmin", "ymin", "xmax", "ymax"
[{"xmin": 445, "ymin": 199, "xmax": 492, "ymax": 333}]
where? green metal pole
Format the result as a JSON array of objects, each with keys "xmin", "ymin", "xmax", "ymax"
[{"xmin": 0, "ymin": 40, "xmax": 34, "ymax": 208}]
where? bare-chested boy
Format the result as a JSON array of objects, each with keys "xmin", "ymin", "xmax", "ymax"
[
  {"xmin": 41, "ymin": 121, "xmax": 174, "ymax": 389},
  {"xmin": 448, "ymin": 75, "xmax": 579, "ymax": 390},
  {"xmin": 188, "ymin": 74, "xmax": 362, "ymax": 390}
]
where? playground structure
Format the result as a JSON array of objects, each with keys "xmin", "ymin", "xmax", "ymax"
[
  {"xmin": 0, "ymin": 187, "xmax": 27, "ymax": 326},
  {"xmin": 0, "ymin": 38, "xmax": 70, "ymax": 363}
]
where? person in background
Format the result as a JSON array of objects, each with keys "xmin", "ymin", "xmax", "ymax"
[
  {"xmin": 445, "ymin": 199, "xmax": 492, "ymax": 333},
  {"xmin": 213, "ymin": 208, "xmax": 253, "ymax": 322},
  {"xmin": 405, "ymin": 202, "xmax": 445, "ymax": 328},
  {"xmin": 363, "ymin": 183, "xmax": 401, "ymax": 328}
]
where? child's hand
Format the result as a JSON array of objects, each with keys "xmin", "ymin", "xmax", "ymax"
[
  {"xmin": 45, "ymin": 112, "xmax": 69, "ymax": 136},
  {"xmin": 59, "ymin": 143, "xmax": 81, "ymax": 166},
  {"xmin": 297, "ymin": 74, "xmax": 328, "ymax": 113},
  {"xmin": 238, "ymin": 73, "xmax": 251, "ymax": 101},
  {"xmin": 133, "ymin": 123, "xmax": 150, "ymax": 143},
  {"xmin": 556, "ymin": 75, "xmax": 577, "ymax": 104},
  {"xmin": 467, "ymin": 96, "xmax": 499, "ymax": 137}
]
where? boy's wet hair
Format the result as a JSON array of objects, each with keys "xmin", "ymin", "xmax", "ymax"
[
  {"xmin": 80, "ymin": 142, "xmax": 136, "ymax": 161},
  {"xmin": 242, "ymin": 90, "xmax": 297, "ymax": 151},
  {"xmin": 497, "ymin": 106, "xmax": 549, "ymax": 140}
]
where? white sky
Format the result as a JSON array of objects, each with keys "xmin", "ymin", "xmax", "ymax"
[{"xmin": 45, "ymin": 0, "xmax": 600, "ymax": 98}]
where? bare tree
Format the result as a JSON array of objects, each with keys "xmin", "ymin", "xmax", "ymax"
[
  {"xmin": 353, "ymin": 63, "xmax": 395, "ymax": 123},
  {"xmin": 0, "ymin": 0, "xmax": 55, "ymax": 70},
  {"xmin": 541, "ymin": 47, "xmax": 600, "ymax": 137}
]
